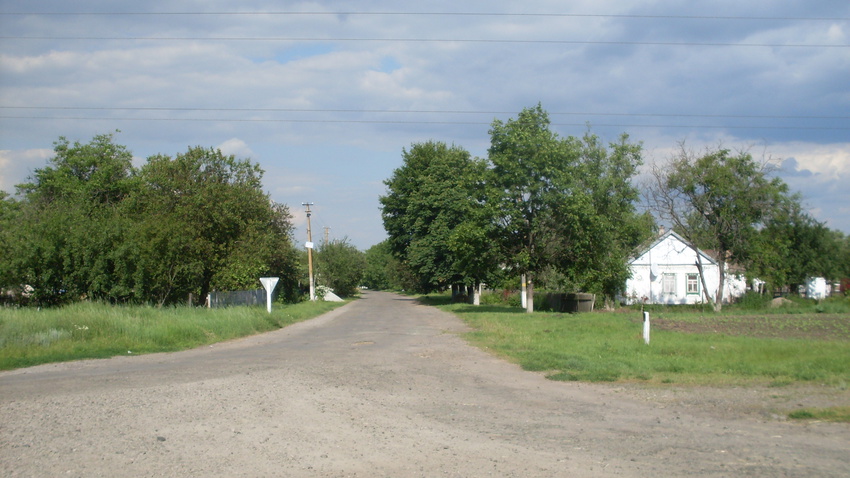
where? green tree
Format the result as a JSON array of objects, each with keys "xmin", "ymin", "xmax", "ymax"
[
  {"xmin": 380, "ymin": 141, "xmax": 490, "ymax": 294},
  {"xmin": 6, "ymin": 133, "xmax": 137, "ymax": 304},
  {"xmin": 487, "ymin": 105, "xmax": 600, "ymax": 312},
  {"xmin": 17, "ymin": 133, "xmax": 137, "ymax": 207},
  {"xmin": 213, "ymin": 201, "xmax": 300, "ymax": 302},
  {"xmin": 316, "ymin": 237, "xmax": 365, "ymax": 297},
  {"xmin": 647, "ymin": 145, "xmax": 790, "ymax": 311},
  {"xmin": 754, "ymin": 203, "xmax": 843, "ymax": 292},
  {"xmin": 0, "ymin": 191, "xmax": 21, "ymax": 294},
  {"xmin": 128, "ymin": 146, "xmax": 295, "ymax": 305},
  {"xmin": 362, "ymin": 240, "xmax": 397, "ymax": 290},
  {"xmin": 563, "ymin": 133, "xmax": 653, "ymax": 303},
  {"xmin": 2, "ymin": 135, "xmax": 299, "ymax": 307},
  {"xmin": 839, "ymin": 233, "xmax": 850, "ymax": 290}
]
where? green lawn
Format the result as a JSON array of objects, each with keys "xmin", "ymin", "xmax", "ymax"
[{"xmin": 423, "ymin": 295, "xmax": 850, "ymax": 387}]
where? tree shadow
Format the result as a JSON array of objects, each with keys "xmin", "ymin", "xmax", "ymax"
[{"xmin": 450, "ymin": 305, "xmax": 527, "ymax": 314}]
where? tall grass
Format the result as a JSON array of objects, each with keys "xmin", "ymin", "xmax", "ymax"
[
  {"xmin": 429, "ymin": 298, "xmax": 850, "ymax": 386},
  {"xmin": 0, "ymin": 300, "xmax": 347, "ymax": 370}
]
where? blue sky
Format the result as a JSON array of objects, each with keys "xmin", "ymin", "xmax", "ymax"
[{"xmin": 1, "ymin": 1, "xmax": 848, "ymax": 249}]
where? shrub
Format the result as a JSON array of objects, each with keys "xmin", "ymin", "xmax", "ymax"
[{"xmin": 735, "ymin": 291, "xmax": 771, "ymax": 310}]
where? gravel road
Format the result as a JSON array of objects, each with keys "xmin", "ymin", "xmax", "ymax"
[{"xmin": 2, "ymin": 291, "xmax": 848, "ymax": 477}]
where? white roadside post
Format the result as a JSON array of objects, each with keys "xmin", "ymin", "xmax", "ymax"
[
  {"xmin": 259, "ymin": 277, "xmax": 280, "ymax": 313},
  {"xmin": 643, "ymin": 311, "xmax": 651, "ymax": 345}
]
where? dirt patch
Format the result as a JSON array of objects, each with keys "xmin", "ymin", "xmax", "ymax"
[
  {"xmin": 771, "ymin": 297, "xmax": 796, "ymax": 308},
  {"xmin": 647, "ymin": 314, "xmax": 850, "ymax": 340}
]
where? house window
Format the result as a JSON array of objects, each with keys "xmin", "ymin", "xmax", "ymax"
[
  {"xmin": 687, "ymin": 273, "xmax": 700, "ymax": 294},
  {"xmin": 662, "ymin": 273, "xmax": 676, "ymax": 295}
]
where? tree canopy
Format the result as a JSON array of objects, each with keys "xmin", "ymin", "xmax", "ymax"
[
  {"xmin": 380, "ymin": 105, "xmax": 650, "ymax": 310},
  {"xmin": 753, "ymin": 200, "xmax": 846, "ymax": 292},
  {"xmin": 647, "ymin": 145, "xmax": 793, "ymax": 310},
  {"xmin": 380, "ymin": 141, "xmax": 494, "ymax": 294},
  {"xmin": 0, "ymin": 134, "xmax": 299, "ymax": 306}
]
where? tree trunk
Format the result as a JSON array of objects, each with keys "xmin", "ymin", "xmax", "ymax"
[
  {"xmin": 473, "ymin": 282, "xmax": 481, "ymax": 306},
  {"xmin": 694, "ymin": 250, "xmax": 719, "ymax": 312},
  {"xmin": 521, "ymin": 274, "xmax": 527, "ymax": 309},
  {"xmin": 525, "ymin": 275, "xmax": 534, "ymax": 313},
  {"xmin": 715, "ymin": 260, "xmax": 726, "ymax": 312}
]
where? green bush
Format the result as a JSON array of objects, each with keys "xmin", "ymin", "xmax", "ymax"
[
  {"xmin": 735, "ymin": 291, "xmax": 772, "ymax": 310},
  {"xmin": 480, "ymin": 290, "xmax": 522, "ymax": 307}
]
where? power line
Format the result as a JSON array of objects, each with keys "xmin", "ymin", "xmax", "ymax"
[
  {"xmin": 1, "ymin": 115, "xmax": 846, "ymax": 131},
  {"xmin": 0, "ymin": 12, "xmax": 845, "ymax": 21},
  {"xmin": 2, "ymin": 106, "xmax": 847, "ymax": 120},
  {"xmin": 1, "ymin": 36, "xmax": 844, "ymax": 48}
]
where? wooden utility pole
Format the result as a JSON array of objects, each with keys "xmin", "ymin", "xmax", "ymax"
[{"xmin": 302, "ymin": 202, "xmax": 316, "ymax": 301}]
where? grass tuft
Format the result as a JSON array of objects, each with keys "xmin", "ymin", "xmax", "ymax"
[{"xmin": 787, "ymin": 406, "xmax": 850, "ymax": 423}]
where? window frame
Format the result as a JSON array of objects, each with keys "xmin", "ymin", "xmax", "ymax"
[
  {"xmin": 686, "ymin": 273, "xmax": 700, "ymax": 295},
  {"xmin": 662, "ymin": 273, "xmax": 676, "ymax": 295}
]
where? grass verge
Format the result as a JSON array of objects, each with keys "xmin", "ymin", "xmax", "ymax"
[
  {"xmin": 787, "ymin": 406, "xmax": 850, "ymax": 422},
  {"xmin": 0, "ymin": 300, "xmax": 348, "ymax": 371},
  {"xmin": 421, "ymin": 295, "xmax": 850, "ymax": 388}
]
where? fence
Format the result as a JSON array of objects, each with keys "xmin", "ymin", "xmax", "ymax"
[{"xmin": 207, "ymin": 289, "xmax": 268, "ymax": 308}]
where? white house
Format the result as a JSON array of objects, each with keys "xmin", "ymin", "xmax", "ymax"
[{"xmin": 621, "ymin": 229, "xmax": 748, "ymax": 305}]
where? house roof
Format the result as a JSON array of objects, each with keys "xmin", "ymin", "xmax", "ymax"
[{"xmin": 629, "ymin": 229, "xmax": 718, "ymax": 266}]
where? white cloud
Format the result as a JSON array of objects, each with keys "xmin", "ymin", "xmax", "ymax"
[
  {"xmin": 774, "ymin": 143, "xmax": 850, "ymax": 179},
  {"xmin": 216, "ymin": 138, "xmax": 254, "ymax": 158},
  {"xmin": 1, "ymin": 1, "xmax": 848, "ymax": 246},
  {"xmin": 0, "ymin": 149, "xmax": 53, "ymax": 194}
]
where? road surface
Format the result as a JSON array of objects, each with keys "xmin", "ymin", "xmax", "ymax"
[{"xmin": 2, "ymin": 291, "xmax": 848, "ymax": 477}]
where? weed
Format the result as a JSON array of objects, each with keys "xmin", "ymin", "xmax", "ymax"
[{"xmin": 787, "ymin": 407, "xmax": 850, "ymax": 423}]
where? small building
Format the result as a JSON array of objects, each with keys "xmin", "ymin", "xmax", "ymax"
[
  {"xmin": 621, "ymin": 229, "xmax": 747, "ymax": 305},
  {"xmin": 805, "ymin": 277, "xmax": 829, "ymax": 300}
]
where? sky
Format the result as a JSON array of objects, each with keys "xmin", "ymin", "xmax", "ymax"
[{"xmin": 1, "ymin": 1, "xmax": 848, "ymax": 250}]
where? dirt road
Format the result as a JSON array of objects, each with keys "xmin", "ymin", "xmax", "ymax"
[{"xmin": 2, "ymin": 291, "xmax": 848, "ymax": 477}]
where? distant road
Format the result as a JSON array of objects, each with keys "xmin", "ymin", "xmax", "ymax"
[{"xmin": 2, "ymin": 291, "xmax": 848, "ymax": 477}]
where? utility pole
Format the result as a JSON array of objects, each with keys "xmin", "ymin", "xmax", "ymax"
[{"xmin": 302, "ymin": 202, "xmax": 316, "ymax": 301}]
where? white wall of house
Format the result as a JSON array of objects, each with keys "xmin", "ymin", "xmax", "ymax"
[{"xmin": 622, "ymin": 231, "xmax": 747, "ymax": 305}]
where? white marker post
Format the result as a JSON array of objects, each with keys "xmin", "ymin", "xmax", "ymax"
[
  {"xmin": 259, "ymin": 277, "xmax": 280, "ymax": 313},
  {"xmin": 643, "ymin": 311, "xmax": 650, "ymax": 345}
]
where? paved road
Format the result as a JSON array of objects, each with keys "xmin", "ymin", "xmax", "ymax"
[{"xmin": 2, "ymin": 291, "xmax": 848, "ymax": 477}]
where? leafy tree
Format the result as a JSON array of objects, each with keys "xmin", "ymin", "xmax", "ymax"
[
  {"xmin": 362, "ymin": 240, "xmax": 422, "ymax": 292},
  {"xmin": 362, "ymin": 240, "xmax": 396, "ymax": 290},
  {"xmin": 839, "ymin": 234, "xmax": 850, "ymax": 290},
  {"xmin": 213, "ymin": 201, "xmax": 300, "ymax": 302},
  {"xmin": 647, "ymin": 145, "xmax": 791, "ymax": 311},
  {"xmin": 380, "ymin": 141, "xmax": 491, "ymax": 293},
  {"xmin": 487, "ymin": 105, "xmax": 602, "ymax": 312},
  {"xmin": 562, "ymin": 133, "xmax": 654, "ymax": 303},
  {"xmin": 128, "ymin": 146, "xmax": 296, "ymax": 305},
  {"xmin": 17, "ymin": 133, "xmax": 136, "ymax": 206},
  {"xmin": 0, "ymin": 191, "xmax": 21, "ymax": 294},
  {"xmin": 2, "ymin": 135, "xmax": 299, "ymax": 307},
  {"xmin": 6, "ymin": 133, "xmax": 137, "ymax": 304},
  {"xmin": 380, "ymin": 106, "xmax": 647, "ymax": 309},
  {"xmin": 754, "ymin": 203, "xmax": 844, "ymax": 292},
  {"xmin": 316, "ymin": 237, "xmax": 365, "ymax": 297}
]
